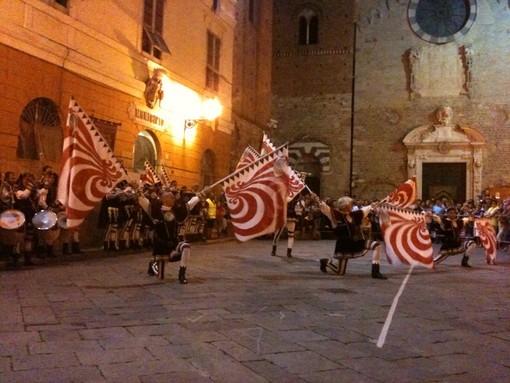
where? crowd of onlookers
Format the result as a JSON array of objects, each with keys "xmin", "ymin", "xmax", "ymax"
[
  {"xmin": 408, "ymin": 196, "xmax": 510, "ymax": 248},
  {"xmin": 3, "ymin": 163, "xmax": 508, "ymax": 271}
]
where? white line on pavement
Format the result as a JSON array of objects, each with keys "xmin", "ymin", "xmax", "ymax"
[{"xmin": 376, "ymin": 265, "xmax": 414, "ymax": 348}]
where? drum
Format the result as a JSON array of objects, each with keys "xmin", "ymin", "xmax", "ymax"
[
  {"xmin": 0, "ymin": 209, "xmax": 26, "ymax": 245},
  {"xmin": 138, "ymin": 195, "xmax": 151, "ymax": 217},
  {"xmin": 32, "ymin": 210, "xmax": 60, "ymax": 244},
  {"xmin": 0, "ymin": 209, "xmax": 25, "ymax": 230}
]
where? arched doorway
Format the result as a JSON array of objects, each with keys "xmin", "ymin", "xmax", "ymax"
[
  {"xmin": 403, "ymin": 108, "xmax": 485, "ymax": 201},
  {"xmin": 133, "ymin": 130, "xmax": 159, "ymax": 172},
  {"xmin": 288, "ymin": 140, "xmax": 330, "ymax": 195}
]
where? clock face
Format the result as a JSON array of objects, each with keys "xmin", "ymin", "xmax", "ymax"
[{"xmin": 408, "ymin": 0, "xmax": 477, "ymax": 43}]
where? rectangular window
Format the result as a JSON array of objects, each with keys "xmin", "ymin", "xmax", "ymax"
[
  {"xmin": 142, "ymin": 0, "xmax": 170, "ymax": 60},
  {"xmin": 206, "ymin": 31, "xmax": 221, "ymax": 92}
]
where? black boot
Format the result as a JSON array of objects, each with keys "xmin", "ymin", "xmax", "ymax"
[
  {"xmin": 320, "ymin": 258, "xmax": 328, "ymax": 273},
  {"xmin": 461, "ymin": 255, "xmax": 471, "ymax": 268},
  {"xmin": 179, "ymin": 266, "xmax": 188, "ymax": 284},
  {"xmin": 271, "ymin": 245, "xmax": 277, "ymax": 256},
  {"xmin": 147, "ymin": 261, "xmax": 157, "ymax": 276},
  {"xmin": 8, "ymin": 253, "xmax": 20, "ymax": 270},
  {"xmin": 287, "ymin": 248, "xmax": 292, "ymax": 258},
  {"xmin": 46, "ymin": 245, "xmax": 55, "ymax": 258},
  {"xmin": 63, "ymin": 243, "xmax": 72, "ymax": 255},
  {"xmin": 109, "ymin": 241, "xmax": 119, "ymax": 251},
  {"xmin": 371, "ymin": 263, "xmax": 387, "ymax": 279},
  {"xmin": 24, "ymin": 253, "xmax": 34, "ymax": 266},
  {"xmin": 71, "ymin": 242, "xmax": 82, "ymax": 254}
]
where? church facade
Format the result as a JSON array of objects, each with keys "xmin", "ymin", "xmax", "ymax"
[{"xmin": 271, "ymin": 0, "xmax": 510, "ymax": 202}]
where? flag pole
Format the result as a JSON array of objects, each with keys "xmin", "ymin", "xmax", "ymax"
[{"xmin": 201, "ymin": 142, "xmax": 288, "ymax": 192}]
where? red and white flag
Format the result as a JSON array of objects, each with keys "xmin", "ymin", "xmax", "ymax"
[
  {"xmin": 222, "ymin": 144, "xmax": 289, "ymax": 242},
  {"xmin": 381, "ymin": 177, "xmax": 417, "ymax": 209},
  {"xmin": 57, "ymin": 97, "xmax": 128, "ymax": 228},
  {"xmin": 274, "ymin": 156, "xmax": 305, "ymax": 202},
  {"xmin": 141, "ymin": 160, "xmax": 161, "ymax": 186},
  {"xmin": 236, "ymin": 140, "xmax": 305, "ymax": 201},
  {"xmin": 159, "ymin": 166, "xmax": 172, "ymax": 188},
  {"xmin": 260, "ymin": 132, "xmax": 277, "ymax": 155},
  {"xmin": 235, "ymin": 146, "xmax": 260, "ymax": 170},
  {"xmin": 474, "ymin": 219, "xmax": 497, "ymax": 263},
  {"xmin": 378, "ymin": 204, "xmax": 434, "ymax": 268}
]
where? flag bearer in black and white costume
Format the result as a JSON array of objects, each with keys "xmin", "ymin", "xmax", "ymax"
[
  {"xmin": 314, "ymin": 195, "xmax": 387, "ymax": 279},
  {"xmin": 430, "ymin": 207, "xmax": 475, "ymax": 267},
  {"xmin": 147, "ymin": 188, "xmax": 203, "ymax": 283},
  {"xmin": 271, "ymin": 193, "xmax": 304, "ymax": 258}
]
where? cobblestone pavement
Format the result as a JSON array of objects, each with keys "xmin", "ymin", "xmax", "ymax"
[{"xmin": 1, "ymin": 239, "xmax": 510, "ymax": 382}]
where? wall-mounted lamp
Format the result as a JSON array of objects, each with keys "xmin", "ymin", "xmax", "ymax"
[
  {"xmin": 184, "ymin": 118, "xmax": 208, "ymax": 130},
  {"xmin": 183, "ymin": 97, "xmax": 223, "ymax": 131}
]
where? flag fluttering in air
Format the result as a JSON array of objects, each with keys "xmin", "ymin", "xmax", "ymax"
[
  {"xmin": 245, "ymin": 134, "xmax": 305, "ymax": 201},
  {"xmin": 474, "ymin": 219, "xmax": 497, "ymax": 263},
  {"xmin": 380, "ymin": 177, "xmax": 417, "ymax": 209},
  {"xmin": 222, "ymin": 144, "xmax": 290, "ymax": 242},
  {"xmin": 57, "ymin": 97, "xmax": 128, "ymax": 228},
  {"xmin": 260, "ymin": 132, "xmax": 277, "ymax": 155},
  {"xmin": 159, "ymin": 166, "xmax": 172, "ymax": 188},
  {"xmin": 141, "ymin": 160, "xmax": 161, "ymax": 186},
  {"xmin": 235, "ymin": 146, "xmax": 261, "ymax": 170},
  {"xmin": 378, "ymin": 203, "xmax": 434, "ymax": 268}
]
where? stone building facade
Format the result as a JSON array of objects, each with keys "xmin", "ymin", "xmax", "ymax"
[
  {"xmin": 0, "ymin": 0, "xmax": 272, "ymax": 247},
  {"xmin": 272, "ymin": 0, "xmax": 510, "ymax": 202}
]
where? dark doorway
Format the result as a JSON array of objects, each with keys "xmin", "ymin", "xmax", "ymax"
[
  {"xmin": 422, "ymin": 162, "xmax": 466, "ymax": 202},
  {"xmin": 294, "ymin": 154, "xmax": 321, "ymax": 195}
]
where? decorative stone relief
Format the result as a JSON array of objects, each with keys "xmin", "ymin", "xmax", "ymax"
[
  {"xmin": 407, "ymin": 45, "xmax": 466, "ymax": 99},
  {"xmin": 460, "ymin": 45, "xmax": 474, "ymax": 98},
  {"xmin": 403, "ymin": 106, "xmax": 486, "ymax": 200}
]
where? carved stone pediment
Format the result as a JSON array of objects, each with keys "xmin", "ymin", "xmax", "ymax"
[
  {"xmin": 403, "ymin": 107, "xmax": 486, "ymax": 200},
  {"xmin": 403, "ymin": 123, "xmax": 484, "ymax": 145}
]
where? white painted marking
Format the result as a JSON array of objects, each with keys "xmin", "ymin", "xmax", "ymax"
[{"xmin": 376, "ymin": 265, "xmax": 414, "ymax": 348}]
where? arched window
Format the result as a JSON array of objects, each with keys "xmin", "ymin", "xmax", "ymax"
[
  {"xmin": 17, "ymin": 97, "xmax": 63, "ymax": 162},
  {"xmin": 200, "ymin": 149, "xmax": 216, "ymax": 189},
  {"xmin": 133, "ymin": 130, "xmax": 159, "ymax": 172},
  {"xmin": 298, "ymin": 8, "xmax": 319, "ymax": 45}
]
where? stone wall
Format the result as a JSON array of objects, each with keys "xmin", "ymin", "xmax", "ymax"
[
  {"xmin": 272, "ymin": 0, "xmax": 510, "ymax": 200},
  {"xmin": 354, "ymin": 0, "xmax": 510, "ymax": 198}
]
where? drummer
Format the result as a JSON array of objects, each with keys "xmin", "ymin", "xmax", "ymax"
[
  {"xmin": 0, "ymin": 171, "xmax": 17, "ymax": 211},
  {"xmin": 1, "ymin": 171, "xmax": 24, "ymax": 268},
  {"xmin": 35, "ymin": 170, "xmax": 61, "ymax": 258},
  {"xmin": 14, "ymin": 173, "xmax": 38, "ymax": 267}
]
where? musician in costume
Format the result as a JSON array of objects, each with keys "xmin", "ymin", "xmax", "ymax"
[
  {"xmin": 431, "ymin": 207, "xmax": 475, "ymax": 267},
  {"xmin": 147, "ymin": 189, "xmax": 202, "ymax": 283},
  {"xmin": 117, "ymin": 182, "xmax": 137, "ymax": 250},
  {"xmin": 0, "ymin": 171, "xmax": 26, "ymax": 268},
  {"xmin": 271, "ymin": 193, "xmax": 304, "ymax": 258},
  {"xmin": 98, "ymin": 182, "xmax": 125, "ymax": 251},
  {"xmin": 34, "ymin": 169, "xmax": 61, "ymax": 258},
  {"xmin": 315, "ymin": 195, "xmax": 387, "ymax": 279},
  {"xmin": 14, "ymin": 173, "xmax": 38, "ymax": 266},
  {"xmin": 0, "ymin": 171, "xmax": 17, "ymax": 211}
]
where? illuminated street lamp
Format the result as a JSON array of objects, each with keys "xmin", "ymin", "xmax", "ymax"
[{"xmin": 184, "ymin": 98, "xmax": 223, "ymax": 130}]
